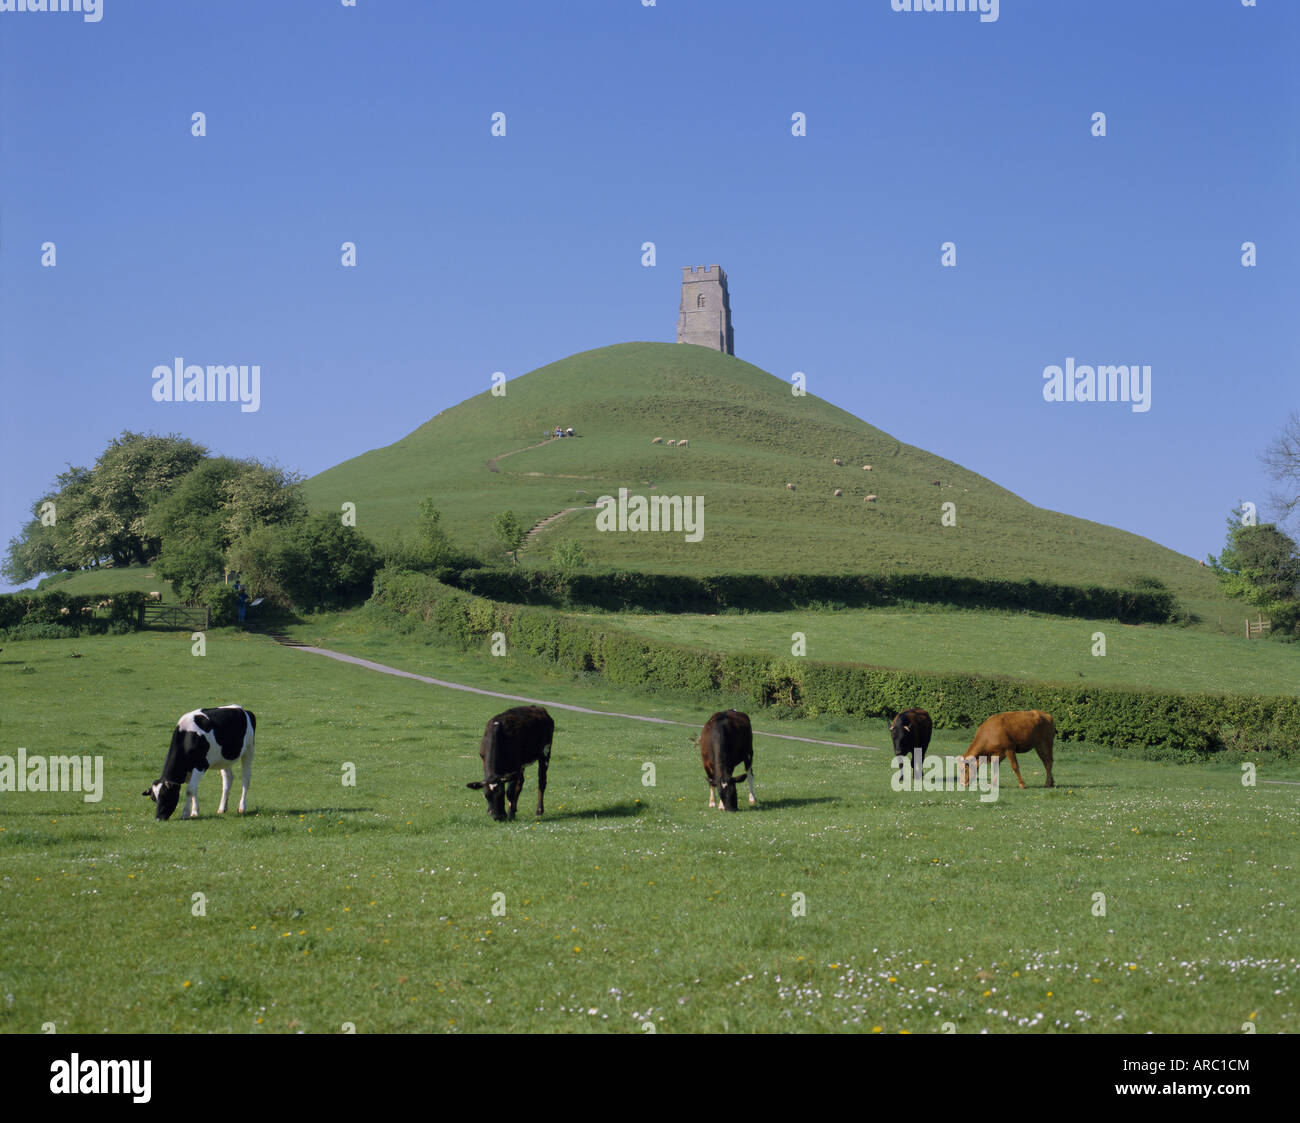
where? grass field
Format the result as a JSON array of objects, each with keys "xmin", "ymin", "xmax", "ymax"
[
  {"xmin": 2, "ymin": 623, "xmax": 1296, "ymax": 1033},
  {"xmin": 560, "ymin": 604, "xmax": 1300, "ymax": 698}
]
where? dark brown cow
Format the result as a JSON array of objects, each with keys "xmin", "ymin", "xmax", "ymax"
[
  {"xmin": 466, "ymin": 706, "xmax": 554, "ymax": 821},
  {"xmin": 960, "ymin": 710, "xmax": 1055, "ymax": 789},
  {"xmin": 889, "ymin": 707, "xmax": 932, "ymax": 771},
  {"xmin": 699, "ymin": 709, "xmax": 755, "ymax": 811}
]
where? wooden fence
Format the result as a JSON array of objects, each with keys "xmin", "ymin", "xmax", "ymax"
[
  {"xmin": 1247, "ymin": 616, "xmax": 1272, "ymax": 639},
  {"xmin": 138, "ymin": 603, "xmax": 210, "ymax": 630}
]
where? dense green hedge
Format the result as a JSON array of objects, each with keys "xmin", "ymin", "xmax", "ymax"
[
  {"xmin": 368, "ymin": 569, "xmax": 1298, "ymax": 756},
  {"xmin": 0, "ymin": 590, "xmax": 147, "ymax": 636},
  {"xmin": 440, "ymin": 565, "xmax": 1177, "ymax": 624}
]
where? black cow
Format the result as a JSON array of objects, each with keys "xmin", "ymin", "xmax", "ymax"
[
  {"xmin": 699, "ymin": 709, "xmax": 755, "ymax": 812},
  {"xmin": 890, "ymin": 707, "xmax": 932, "ymax": 774},
  {"xmin": 466, "ymin": 706, "xmax": 554, "ymax": 821},
  {"xmin": 144, "ymin": 705, "xmax": 256, "ymax": 821}
]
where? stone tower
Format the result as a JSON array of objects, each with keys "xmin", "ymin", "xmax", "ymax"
[{"xmin": 676, "ymin": 265, "xmax": 734, "ymax": 355}]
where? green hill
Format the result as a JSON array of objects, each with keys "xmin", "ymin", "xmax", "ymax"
[{"xmin": 304, "ymin": 342, "xmax": 1234, "ymax": 628}]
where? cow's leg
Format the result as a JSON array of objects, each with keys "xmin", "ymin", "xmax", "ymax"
[
  {"xmin": 960, "ymin": 757, "xmax": 972, "ymax": 788},
  {"xmin": 238, "ymin": 747, "xmax": 253, "ymax": 813},
  {"xmin": 746, "ymin": 765, "xmax": 757, "ymax": 806},
  {"xmin": 183, "ymin": 772, "xmax": 201, "ymax": 819},
  {"xmin": 506, "ymin": 774, "xmax": 524, "ymax": 821},
  {"xmin": 217, "ymin": 766, "xmax": 232, "ymax": 814},
  {"xmin": 535, "ymin": 747, "xmax": 549, "ymax": 817},
  {"xmin": 1005, "ymin": 750, "xmax": 1026, "ymax": 789},
  {"xmin": 1039, "ymin": 745, "xmax": 1054, "ymax": 788}
]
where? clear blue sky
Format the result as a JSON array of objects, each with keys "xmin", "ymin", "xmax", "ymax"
[{"xmin": 2, "ymin": 0, "xmax": 1296, "ymax": 591}]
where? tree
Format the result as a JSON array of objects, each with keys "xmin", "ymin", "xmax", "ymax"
[
  {"xmin": 551, "ymin": 539, "xmax": 588, "ymax": 575},
  {"xmin": 3, "ymin": 432, "xmax": 205, "ymax": 581},
  {"xmin": 1208, "ymin": 511, "xmax": 1300, "ymax": 608},
  {"xmin": 1263, "ymin": 410, "xmax": 1300, "ymax": 529},
  {"xmin": 493, "ymin": 510, "xmax": 527, "ymax": 564}
]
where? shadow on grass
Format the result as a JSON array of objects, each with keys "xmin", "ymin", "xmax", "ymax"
[
  {"xmin": 536, "ymin": 801, "xmax": 647, "ymax": 822},
  {"xmin": 749, "ymin": 796, "xmax": 840, "ymax": 811}
]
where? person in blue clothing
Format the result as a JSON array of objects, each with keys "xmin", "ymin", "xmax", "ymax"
[{"xmin": 235, "ymin": 582, "xmax": 249, "ymax": 624}]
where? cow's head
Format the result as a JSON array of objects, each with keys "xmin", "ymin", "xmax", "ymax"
[
  {"xmin": 889, "ymin": 714, "xmax": 911, "ymax": 758},
  {"xmin": 143, "ymin": 778, "xmax": 183, "ymax": 820},
  {"xmin": 466, "ymin": 771, "xmax": 520, "ymax": 821},
  {"xmin": 717, "ymin": 771, "xmax": 747, "ymax": 812}
]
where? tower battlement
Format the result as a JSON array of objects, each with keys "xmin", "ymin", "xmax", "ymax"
[{"xmin": 676, "ymin": 264, "xmax": 734, "ymax": 355}]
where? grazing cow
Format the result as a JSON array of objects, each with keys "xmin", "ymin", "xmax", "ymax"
[
  {"xmin": 144, "ymin": 705, "xmax": 255, "ymax": 821},
  {"xmin": 652, "ymin": 437, "xmax": 663, "ymax": 444},
  {"xmin": 889, "ymin": 707, "xmax": 932, "ymax": 772},
  {"xmin": 466, "ymin": 706, "xmax": 554, "ymax": 821},
  {"xmin": 699, "ymin": 709, "xmax": 756, "ymax": 811},
  {"xmin": 961, "ymin": 710, "xmax": 1055, "ymax": 789}
]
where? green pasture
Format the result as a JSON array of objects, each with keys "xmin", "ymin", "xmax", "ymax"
[
  {"xmin": 1, "ymin": 624, "xmax": 1296, "ymax": 1033},
  {"xmin": 561, "ymin": 604, "xmax": 1300, "ymax": 698}
]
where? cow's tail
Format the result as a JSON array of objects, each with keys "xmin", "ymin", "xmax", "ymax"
[{"xmin": 485, "ymin": 720, "xmax": 502, "ymax": 780}]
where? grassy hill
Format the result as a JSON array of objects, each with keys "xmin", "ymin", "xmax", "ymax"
[{"xmin": 304, "ymin": 343, "xmax": 1237, "ymax": 627}]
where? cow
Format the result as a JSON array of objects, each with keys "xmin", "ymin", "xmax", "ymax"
[
  {"xmin": 144, "ymin": 705, "xmax": 255, "ymax": 821},
  {"xmin": 699, "ymin": 709, "xmax": 756, "ymax": 811},
  {"xmin": 466, "ymin": 706, "xmax": 554, "ymax": 821},
  {"xmin": 960, "ymin": 710, "xmax": 1055, "ymax": 789},
  {"xmin": 889, "ymin": 707, "xmax": 932, "ymax": 774}
]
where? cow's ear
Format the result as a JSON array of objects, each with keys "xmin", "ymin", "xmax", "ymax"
[{"xmin": 466, "ymin": 781, "xmax": 485, "ymax": 790}]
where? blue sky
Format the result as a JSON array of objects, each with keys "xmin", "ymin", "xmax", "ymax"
[{"xmin": 2, "ymin": 0, "xmax": 1296, "ymax": 591}]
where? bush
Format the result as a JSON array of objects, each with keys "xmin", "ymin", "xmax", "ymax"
[{"xmin": 366, "ymin": 573, "xmax": 1299, "ymax": 758}]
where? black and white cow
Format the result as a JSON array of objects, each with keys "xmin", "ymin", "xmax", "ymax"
[
  {"xmin": 699, "ymin": 709, "xmax": 756, "ymax": 811},
  {"xmin": 144, "ymin": 705, "xmax": 256, "ymax": 821},
  {"xmin": 465, "ymin": 706, "xmax": 554, "ymax": 822}
]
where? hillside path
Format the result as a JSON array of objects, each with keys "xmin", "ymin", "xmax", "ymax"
[
  {"xmin": 486, "ymin": 436, "xmax": 558, "ymax": 473},
  {"xmin": 274, "ymin": 640, "xmax": 882, "ymax": 752},
  {"xmin": 523, "ymin": 504, "xmax": 596, "ymax": 546}
]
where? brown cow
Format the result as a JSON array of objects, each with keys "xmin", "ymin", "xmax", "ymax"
[
  {"xmin": 699, "ymin": 709, "xmax": 755, "ymax": 811},
  {"xmin": 960, "ymin": 710, "xmax": 1055, "ymax": 789}
]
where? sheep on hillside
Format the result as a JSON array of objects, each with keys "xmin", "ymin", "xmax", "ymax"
[{"xmin": 651, "ymin": 437, "xmax": 663, "ymax": 444}]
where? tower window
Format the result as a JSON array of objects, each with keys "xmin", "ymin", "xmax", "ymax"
[{"xmin": 697, "ymin": 293, "xmax": 706, "ymax": 308}]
